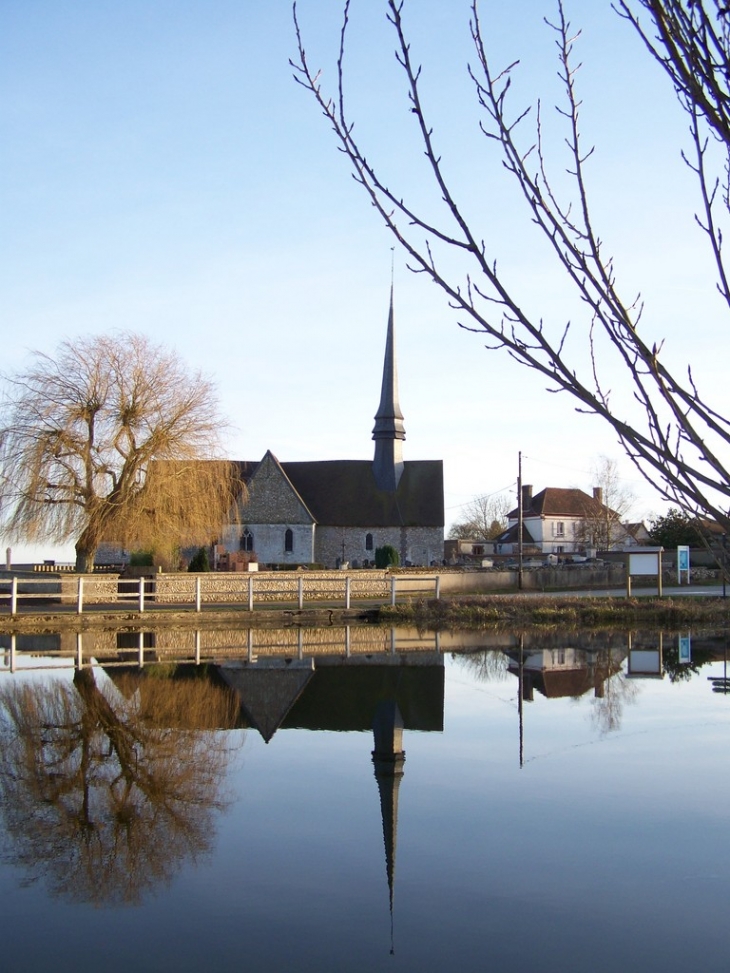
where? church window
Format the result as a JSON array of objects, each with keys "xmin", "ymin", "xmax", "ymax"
[
  {"xmin": 284, "ymin": 528, "xmax": 293, "ymax": 553},
  {"xmin": 240, "ymin": 529, "xmax": 253, "ymax": 552},
  {"xmin": 365, "ymin": 533, "xmax": 374, "ymax": 551}
]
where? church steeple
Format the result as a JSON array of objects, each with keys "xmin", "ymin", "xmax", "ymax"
[{"xmin": 372, "ymin": 286, "xmax": 406, "ymax": 491}]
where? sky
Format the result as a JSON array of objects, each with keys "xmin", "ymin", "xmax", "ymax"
[{"xmin": 1, "ymin": 0, "xmax": 724, "ymax": 563}]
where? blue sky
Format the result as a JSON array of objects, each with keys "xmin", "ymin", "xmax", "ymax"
[{"xmin": 1, "ymin": 0, "xmax": 721, "ymax": 561}]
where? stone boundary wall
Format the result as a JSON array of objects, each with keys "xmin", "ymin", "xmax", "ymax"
[
  {"xmin": 155, "ymin": 570, "xmax": 394, "ymax": 604},
  {"xmin": 3, "ymin": 564, "xmax": 629, "ymax": 612}
]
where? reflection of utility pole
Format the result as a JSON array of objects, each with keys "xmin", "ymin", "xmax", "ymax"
[
  {"xmin": 517, "ymin": 451, "xmax": 524, "ymax": 591},
  {"xmin": 518, "ymin": 634, "xmax": 524, "ymax": 768}
]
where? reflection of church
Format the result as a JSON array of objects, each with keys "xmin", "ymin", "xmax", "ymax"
[{"xmin": 106, "ymin": 647, "xmax": 444, "ymax": 951}]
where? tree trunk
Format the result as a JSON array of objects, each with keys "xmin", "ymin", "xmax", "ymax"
[{"xmin": 75, "ymin": 542, "xmax": 96, "ymax": 574}]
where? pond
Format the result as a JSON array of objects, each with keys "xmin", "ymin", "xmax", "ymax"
[{"xmin": 1, "ymin": 625, "xmax": 730, "ymax": 972}]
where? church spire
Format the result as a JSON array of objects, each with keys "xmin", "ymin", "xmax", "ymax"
[{"xmin": 372, "ymin": 285, "xmax": 406, "ymax": 491}]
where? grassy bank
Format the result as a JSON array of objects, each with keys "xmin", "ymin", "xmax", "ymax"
[{"xmin": 379, "ymin": 594, "xmax": 730, "ymax": 630}]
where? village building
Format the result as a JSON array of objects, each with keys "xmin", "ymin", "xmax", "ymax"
[
  {"xmin": 217, "ymin": 291, "xmax": 444, "ymax": 569},
  {"xmin": 494, "ymin": 484, "xmax": 645, "ymax": 557}
]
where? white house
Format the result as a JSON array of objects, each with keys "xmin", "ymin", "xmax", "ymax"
[{"xmin": 495, "ymin": 485, "xmax": 643, "ymax": 556}]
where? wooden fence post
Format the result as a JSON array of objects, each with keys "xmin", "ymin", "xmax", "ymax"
[
  {"xmin": 195, "ymin": 576, "xmax": 202, "ymax": 613},
  {"xmin": 76, "ymin": 577, "xmax": 84, "ymax": 615},
  {"xmin": 345, "ymin": 576, "xmax": 351, "ymax": 609},
  {"xmin": 11, "ymin": 577, "xmax": 17, "ymax": 615},
  {"xmin": 391, "ymin": 576, "xmax": 397, "ymax": 606},
  {"xmin": 298, "ymin": 576, "xmax": 304, "ymax": 610},
  {"xmin": 139, "ymin": 577, "xmax": 145, "ymax": 613}
]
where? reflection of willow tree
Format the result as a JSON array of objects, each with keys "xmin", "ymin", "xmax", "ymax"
[
  {"xmin": 450, "ymin": 649, "xmax": 510, "ymax": 683},
  {"xmin": 0, "ymin": 668, "xmax": 240, "ymax": 905},
  {"xmin": 590, "ymin": 650, "xmax": 639, "ymax": 736}
]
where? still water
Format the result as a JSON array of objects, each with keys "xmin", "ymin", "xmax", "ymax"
[{"xmin": 1, "ymin": 626, "xmax": 730, "ymax": 973}]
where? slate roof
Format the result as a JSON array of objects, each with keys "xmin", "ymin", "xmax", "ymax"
[
  {"xmin": 494, "ymin": 522, "xmax": 536, "ymax": 545},
  {"xmin": 238, "ymin": 457, "xmax": 444, "ymax": 528}
]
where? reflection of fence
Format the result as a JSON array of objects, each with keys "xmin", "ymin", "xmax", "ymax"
[
  {"xmin": 0, "ymin": 625, "xmax": 444, "ymax": 673},
  {"xmin": 0, "ymin": 571, "xmax": 444, "ymax": 615}
]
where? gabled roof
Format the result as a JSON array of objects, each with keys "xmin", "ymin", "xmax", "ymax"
[
  {"xmin": 508, "ymin": 487, "xmax": 619, "ymax": 521},
  {"xmin": 494, "ymin": 522, "xmax": 536, "ymax": 545},
  {"xmin": 238, "ymin": 456, "xmax": 444, "ymax": 528}
]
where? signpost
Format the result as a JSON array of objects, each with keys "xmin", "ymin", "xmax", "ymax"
[
  {"xmin": 625, "ymin": 547, "xmax": 664, "ymax": 597},
  {"xmin": 677, "ymin": 545, "xmax": 690, "ymax": 585}
]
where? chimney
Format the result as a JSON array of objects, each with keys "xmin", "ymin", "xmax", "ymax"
[
  {"xmin": 593, "ymin": 487, "xmax": 603, "ymax": 505},
  {"xmin": 521, "ymin": 484, "xmax": 533, "ymax": 509}
]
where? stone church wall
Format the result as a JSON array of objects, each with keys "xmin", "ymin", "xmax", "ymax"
[{"xmin": 315, "ymin": 526, "xmax": 443, "ymax": 568}]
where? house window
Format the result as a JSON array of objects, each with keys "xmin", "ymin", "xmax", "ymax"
[
  {"xmin": 284, "ymin": 528, "xmax": 293, "ymax": 553},
  {"xmin": 365, "ymin": 533, "xmax": 374, "ymax": 551},
  {"xmin": 240, "ymin": 529, "xmax": 253, "ymax": 552},
  {"xmin": 553, "ymin": 521, "xmax": 565, "ymax": 537}
]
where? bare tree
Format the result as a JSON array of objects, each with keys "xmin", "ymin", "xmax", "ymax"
[
  {"xmin": 573, "ymin": 456, "xmax": 636, "ymax": 550},
  {"xmin": 0, "ymin": 332, "xmax": 242, "ymax": 571},
  {"xmin": 448, "ymin": 492, "xmax": 511, "ymax": 540},
  {"xmin": 292, "ymin": 0, "xmax": 730, "ymax": 529}
]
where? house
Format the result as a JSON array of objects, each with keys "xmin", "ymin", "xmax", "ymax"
[
  {"xmin": 215, "ymin": 290, "xmax": 444, "ymax": 569},
  {"xmin": 495, "ymin": 484, "xmax": 641, "ymax": 556}
]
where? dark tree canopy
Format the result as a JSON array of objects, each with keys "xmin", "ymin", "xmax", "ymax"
[
  {"xmin": 0, "ymin": 332, "xmax": 241, "ymax": 571},
  {"xmin": 293, "ymin": 1, "xmax": 730, "ymax": 529},
  {"xmin": 648, "ymin": 507, "xmax": 703, "ymax": 547}
]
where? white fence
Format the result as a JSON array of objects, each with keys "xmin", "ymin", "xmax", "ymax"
[{"xmin": 0, "ymin": 571, "xmax": 443, "ymax": 615}]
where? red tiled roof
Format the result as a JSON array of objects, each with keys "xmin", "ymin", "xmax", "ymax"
[{"xmin": 508, "ymin": 487, "xmax": 619, "ymax": 520}]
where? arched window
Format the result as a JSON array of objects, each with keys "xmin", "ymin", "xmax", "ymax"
[
  {"xmin": 365, "ymin": 533, "xmax": 374, "ymax": 551},
  {"xmin": 240, "ymin": 529, "xmax": 253, "ymax": 552},
  {"xmin": 284, "ymin": 528, "xmax": 293, "ymax": 553}
]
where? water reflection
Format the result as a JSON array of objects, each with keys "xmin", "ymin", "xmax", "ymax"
[
  {"xmin": 2, "ymin": 623, "xmax": 730, "ymax": 971},
  {"xmin": 0, "ymin": 668, "xmax": 239, "ymax": 904}
]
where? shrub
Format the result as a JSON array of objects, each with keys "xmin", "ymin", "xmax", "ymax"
[
  {"xmin": 188, "ymin": 547, "xmax": 211, "ymax": 572},
  {"xmin": 375, "ymin": 544, "xmax": 400, "ymax": 569},
  {"xmin": 129, "ymin": 549, "xmax": 154, "ymax": 567}
]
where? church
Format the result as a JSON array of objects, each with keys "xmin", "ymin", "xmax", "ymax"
[{"xmin": 218, "ymin": 290, "xmax": 444, "ymax": 568}]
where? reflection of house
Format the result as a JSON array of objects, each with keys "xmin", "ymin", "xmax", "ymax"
[
  {"xmin": 495, "ymin": 485, "xmax": 641, "ymax": 556},
  {"xmin": 217, "ymin": 292, "xmax": 444, "ymax": 569},
  {"xmin": 505, "ymin": 646, "xmax": 625, "ymax": 700}
]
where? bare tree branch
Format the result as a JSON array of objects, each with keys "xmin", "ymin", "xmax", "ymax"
[{"xmin": 293, "ymin": 0, "xmax": 730, "ymax": 529}]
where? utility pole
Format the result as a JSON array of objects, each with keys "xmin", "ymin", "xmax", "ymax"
[{"xmin": 517, "ymin": 451, "xmax": 524, "ymax": 591}]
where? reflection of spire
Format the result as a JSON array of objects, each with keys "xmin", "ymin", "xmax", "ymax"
[{"xmin": 371, "ymin": 699, "xmax": 406, "ymax": 955}]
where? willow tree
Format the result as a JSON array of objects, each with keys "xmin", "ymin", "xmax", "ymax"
[
  {"xmin": 0, "ymin": 332, "xmax": 241, "ymax": 571},
  {"xmin": 293, "ymin": 1, "xmax": 730, "ymax": 529}
]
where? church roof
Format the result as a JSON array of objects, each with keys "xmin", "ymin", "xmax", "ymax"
[{"xmin": 237, "ymin": 457, "xmax": 444, "ymax": 528}]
